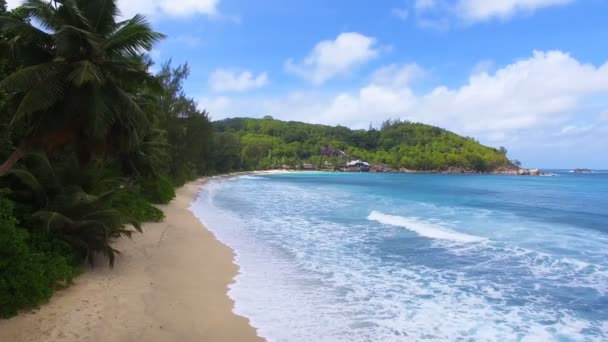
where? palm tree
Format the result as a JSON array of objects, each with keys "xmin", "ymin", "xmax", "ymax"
[
  {"xmin": 0, "ymin": 0, "xmax": 165, "ymax": 176},
  {"xmin": 5, "ymin": 152, "xmax": 142, "ymax": 266}
]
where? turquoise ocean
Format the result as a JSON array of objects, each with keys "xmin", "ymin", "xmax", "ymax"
[{"xmin": 191, "ymin": 171, "xmax": 608, "ymax": 341}]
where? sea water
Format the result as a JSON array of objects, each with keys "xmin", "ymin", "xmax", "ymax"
[{"xmin": 190, "ymin": 171, "xmax": 608, "ymax": 341}]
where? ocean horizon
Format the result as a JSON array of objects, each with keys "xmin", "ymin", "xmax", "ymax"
[{"xmin": 192, "ymin": 171, "xmax": 608, "ymax": 341}]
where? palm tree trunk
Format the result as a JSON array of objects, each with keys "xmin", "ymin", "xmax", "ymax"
[{"xmin": 0, "ymin": 144, "xmax": 27, "ymax": 177}]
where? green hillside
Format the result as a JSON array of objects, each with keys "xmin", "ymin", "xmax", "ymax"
[{"xmin": 212, "ymin": 117, "xmax": 515, "ymax": 173}]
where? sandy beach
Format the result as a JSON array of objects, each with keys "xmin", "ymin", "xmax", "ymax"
[{"xmin": 0, "ymin": 179, "xmax": 263, "ymax": 342}]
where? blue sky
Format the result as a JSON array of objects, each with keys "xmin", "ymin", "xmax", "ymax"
[{"xmin": 8, "ymin": 0, "xmax": 608, "ymax": 168}]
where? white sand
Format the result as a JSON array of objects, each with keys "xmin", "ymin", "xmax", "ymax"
[{"xmin": 0, "ymin": 179, "xmax": 263, "ymax": 342}]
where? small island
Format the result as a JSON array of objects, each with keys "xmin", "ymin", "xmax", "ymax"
[{"xmin": 573, "ymin": 168, "xmax": 593, "ymax": 173}]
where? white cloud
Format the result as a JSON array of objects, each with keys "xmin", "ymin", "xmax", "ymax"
[
  {"xmin": 198, "ymin": 96, "xmax": 233, "ymax": 117},
  {"xmin": 117, "ymin": 0, "xmax": 219, "ymax": 18},
  {"xmin": 559, "ymin": 124, "xmax": 594, "ymax": 136},
  {"xmin": 149, "ymin": 49, "xmax": 162, "ymax": 60},
  {"xmin": 416, "ymin": 0, "xmax": 439, "ymax": 10},
  {"xmin": 201, "ymin": 51, "xmax": 608, "ymax": 149},
  {"xmin": 285, "ymin": 32, "xmax": 381, "ymax": 85},
  {"xmin": 471, "ymin": 60, "xmax": 495, "ymax": 75},
  {"xmin": 5, "ymin": 0, "xmax": 220, "ymax": 18},
  {"xmin": 370, "ymin": 64, "xmax": 426, "ymax": 88},
  {"xmin": 402, "ymin": 0, "xmax": 576, "ymax": 28},
  {"xmin": 208, "ymin": 69, "xmax": 269, "ymax": 93},
  {"xmin": 457, "ymin": 0, "xmax": 575, "ymax": 22},
  {"xmin": 5, "ymin": 0, "xmax": 23, "ymax": 9}
]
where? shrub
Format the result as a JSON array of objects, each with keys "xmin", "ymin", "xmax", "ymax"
[
  {"xmin": 112, "ymin": 190, "xmax": 165, "ymax": 223},
  {"xmin": 0, "ymin": 190, "xmax": 77, "ymax": 318},
  {"xmin": 141, "ymin": 176, "xmax": 176, "ymax": 204},
  {"xmin": 170, "ymin": 162, "xmax": 198, "ymax": 188}
]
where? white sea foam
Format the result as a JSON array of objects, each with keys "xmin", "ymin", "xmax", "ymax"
[
  {"xmin": 190, "ymin": 176, "xmax": 607, "ymax": 342},
  {"xmin": 367, "ymin": 210, "xmax": 486, "ymax": 243},
  {"xmin": 238, "ymin": 175, "xmax": 263, "ymax": 180}
]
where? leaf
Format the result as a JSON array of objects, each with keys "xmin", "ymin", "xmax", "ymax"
[
  {"xmin": 32, "ymin": 210, "xmax": 75, "ymax": 232},
  {"xmin": 0, "ymin": 62, "xmax": 68, "ymax": 93},
  {"xmin": 104, "ymin": 14, "xmax": 165, "ymax": 56},
  {"xmin": 0, "ymin": 15, "xmax": 51, "ymax": 41},
  {"xmin": 11, "ymin": 77, "xmax": 66, "ymax": 124},
  {"xmin": 67, "ymin": 61, "xmax": 106, "ymax": 87},
  {"xmin": 6, "ymin": 168, "xmax": 47, "ymax": 206}
]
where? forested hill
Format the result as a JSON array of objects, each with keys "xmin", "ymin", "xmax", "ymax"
[{"xmin": 212, "ymin": 117, "xmax": 516, "ymax": 173}]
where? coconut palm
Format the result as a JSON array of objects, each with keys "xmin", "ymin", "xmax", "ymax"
[
  {"xmin": 0, "ymin": 0, "xmax": 165, "ymax": 176},
  {"xmin": 5, "ymin": 152, "xmax": 141, "ymax": 266}
]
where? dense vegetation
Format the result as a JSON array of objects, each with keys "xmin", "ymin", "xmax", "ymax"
[
  {"xmin": 0, "ymin": 0, "xmax": 514, "ymax": 318},
  {"xmin": 214, "ymin": 117, "xmax": 514, "ymax": 172},
  {"xmin": 0, "ymin": 0, "xmax": 213, "ymax": 317}
]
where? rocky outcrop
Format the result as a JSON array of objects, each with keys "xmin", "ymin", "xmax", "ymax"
[
  {"xmin": 325, "ymin": 163, "xmax": 544, "ymax": 176},
  {"xmin": 514, "ymin": 168, "xmax": 541, "ymax": 176}
]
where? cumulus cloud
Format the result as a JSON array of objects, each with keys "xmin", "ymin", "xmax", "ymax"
[
  {"xmin": 457, "ymin": 0, "xmax": 575, "ymax": 22},
  {"xmin": 416, "ymin": 0, "xmax": 439, "ymax": 10},
  {"xmin": 559, "ymin": 124, "xmax": 594, "ymax": 136},
  {"xmin": 208, "ymin": 69, "xmax": 269, "ymax": 93},
  {"xmin": 117, "ymin": 0, "xmax": 219, "ymax": 18},
  {"xmin": 5, "ymin": 0, "xmax": 220, "ymax": 18},
  {"xmin": 471, "ymin": 60, "xmax": 495, "ymax": 75},
  {"xmin": 370, "ymin": 64, "xmax": 426, "ymax": 88},
  {"xmin": 201, "ymin": 50, "xmax": 608, "ymax": 148},
  {"xmin": 285, "ymin": 32, "xmax": 381, "ymax": 85},
  {"xmin": 400, "ymin": 0, "xmax": 576, "ymax": 28},
  {"xmin": 5, "ymin": 0, "xmax": 22, "ymax": 10}
]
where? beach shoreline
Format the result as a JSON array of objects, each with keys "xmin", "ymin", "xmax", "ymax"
[{"xmin": 0, "ymin": 178, "xmax": 264, "ymax": 342}]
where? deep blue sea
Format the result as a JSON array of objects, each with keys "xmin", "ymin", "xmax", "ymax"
[{"xmin": 191, "ymin": 171, "xmax": 608, "ymax": 342}]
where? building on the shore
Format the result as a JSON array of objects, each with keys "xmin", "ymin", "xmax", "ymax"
[
  {"xmin": 302, "ymin": 163, "xmax": 316, "ymax": 170},
  {"xmin": 346, "ymin": 160, "xmax": 370, "ymax": 172}
]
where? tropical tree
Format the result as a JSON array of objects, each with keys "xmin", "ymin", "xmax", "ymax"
[
  {"xmin": 4, "ymin": 152, "xmax": 142, "ymax": 266},
  {"xmin": 0, "ymin": 0, "xmax": 165, "ymax": 176},
  {"xmin": 156, "ymin": 62, "xmax": 214, "ymax": 183}
]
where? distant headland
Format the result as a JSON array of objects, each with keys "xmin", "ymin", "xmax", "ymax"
[{"xmin": 214, "ymin": 117, "xmax": 536, "ymax": 175}]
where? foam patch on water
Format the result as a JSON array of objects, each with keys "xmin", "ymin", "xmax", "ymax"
[
  {"xmin": 367, "ymin": 210, "xmax": 486, "ymax": 243},
  {"xmin": 190, "ymin": 176, "xmax": 608, "ymax": 342},
  {"xmin": 238, "ymin": 175, "xmax": 264, "ymax": 180}
]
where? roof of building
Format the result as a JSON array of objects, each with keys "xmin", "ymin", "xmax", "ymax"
[{"xmin": 347, "ymin": 160, "xmax": 370, "ymax": 166}]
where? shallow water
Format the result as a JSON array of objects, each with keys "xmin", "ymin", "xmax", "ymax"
[{"xmin": 191, "ymin": 171, "xmax": 608, "ymax": 341}]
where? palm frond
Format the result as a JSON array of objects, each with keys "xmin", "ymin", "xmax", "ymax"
[
  {"xmin": 11, "ymin": 77, "xmax": 66, "ymax": 124},
  {"xmin": 122, "ymin": 216, "xmax": 142, "ymax": 233},
  {"xmin": 53, "ymin": 24, "xmax": 102, "ymax": 57},
  {"xmin": 21, "ymin": 0, "xmax": 64, "ymax": 32},
  {"xmin": 67, "ymin": 60, "xmax": 106, "ymax": 86},
  {"xmin": 80, "ymin": 208, "xmax": 122, "ymax": 224},
  {"xmin": 0, "ymin": 15, "xmax": 52, "ymax": 41},
  {"xmin": 54, "ymin": 0, "xmax": 91, "ymax": 30},
  {"xmin": 81, "ymin": 0, "xmax": 120, "ymax": 34},
  {"xmin": 0, "ymin": 62, "xmax": 67, "ymax": 93},
  {"xmin": 32, "ymin": 210, "xmax": 75, "ymax": 232},
  {"xmin": 6, "ymin": 168, "xmax": 47, "ymax": 206},
  {"xmin": 21, "ymin": 151, "xmax": 60, "ymax": 191},
  {"xmin": 105, "ymin": 14, "xmax": 165, "ymax": 56}
]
